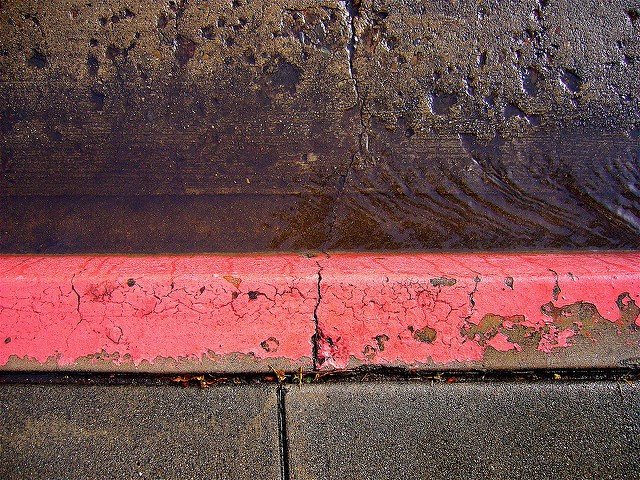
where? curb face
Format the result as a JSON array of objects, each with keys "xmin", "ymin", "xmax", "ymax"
[
  {"xmin": 317, "ymin": 253, "xmax": 640, "ymax": 370},
  {"xmin": 0, "ymin": 253, "xmax": 638, "ymax": 372},
  {"xmin": 0, "ymin": 255, "xmax": 318, "ymax": 372}
]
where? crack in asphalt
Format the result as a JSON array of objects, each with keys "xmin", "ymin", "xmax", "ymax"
[{"xmin": 325, "ymin": 1, "xmax": 366, "ymax": 247}]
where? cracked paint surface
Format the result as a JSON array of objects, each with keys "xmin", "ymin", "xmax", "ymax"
[
  {"xmin": 0, "ymin": 253, "xmax": 639, "ymax": 372},
  {"xmin": 315, "ymin": 253, "xmax": 640, "ymax": 369},
  {"xmin": 0, "ymin": 255, "xmax": 318, "ymax": 370}
]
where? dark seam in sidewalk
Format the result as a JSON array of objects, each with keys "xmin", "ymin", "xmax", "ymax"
[{"xmin": 277, "ymin": 385, "xmax": 291, "ymax": 480}]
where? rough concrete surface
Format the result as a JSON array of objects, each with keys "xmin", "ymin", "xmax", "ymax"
[
  {"xmin": 353, "ymin": 0, "xmax": 640, "ymax": 134},
  {"xmin": 286, "ymin": 380, "xmax": 640, "ymax": 479},
  {"xmin": 0, "ymin": 0, "xmax": 639, "ymax": 252},
  {"xmin": 0, "ymin": 383, "xmax": 281, "ymax": 479},
  {"xmin": 0, "ymin": 0, "xmax": 358, "ymax": 196},
  {"xmin": 332, "ymin": 0, "xmax": 640, "ymax": 250}
]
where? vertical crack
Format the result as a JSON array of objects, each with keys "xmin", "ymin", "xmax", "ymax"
[
  {"xmin": 311, "ymin": 262, "xmax": 323, "ymax": 370},
  {"xmin": 325, "ymin": 151, "xmax": 356, "ymax": 244},
  {"xmin": 342, "ymin": 0, "xmax": 367, "ymax": 144},
  {"xmin": 343, "ymin": 0, "xmax": 359, "ymax": 98},
  {"xmin": 468, "ymin": 276, "xmax": 481, "ymax": 310},
  {"xmin": 341, "ymin": 0, "xmax": 367, "ymax": 152},
  {"xmin": 71, "ymin": 274, "xmax": 81, "ymax": 316},
  {"xmin": 277, "ymin": 385, "xmax": 291, "ymax": 480},
  {"xmin": 550, "ymin": 269, "xmax": 561, "ymax": 301},
  {"xmin": 326, "ymin": 1, "xmax": 367, "ymax": 245},
  {"xmin": 67, "ymin": 274, "xmax": 84, "ymax": 348}
]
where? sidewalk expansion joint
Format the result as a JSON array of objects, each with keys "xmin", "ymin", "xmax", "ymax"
[{"xmin": 277, "ymin": 385, "xmax": 291, "ymax": 480}]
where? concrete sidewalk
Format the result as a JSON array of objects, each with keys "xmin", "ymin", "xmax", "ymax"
[{"xmin": 1, "ymin": 375, "xmax": 638, "ymax": 479}]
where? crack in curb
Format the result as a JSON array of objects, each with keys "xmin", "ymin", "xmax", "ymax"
[
  {"xmin": 70, "ymin": 275, "xmax": 81, "ymax": 314},
  {"xmin": 550, "ymin": 269, "xmax": 561, "ymax": 301},
  {"xmin": 312, "ymin": 261, "xmax": 323, "ymax": 370},
  {"xmin": 468, "ymin": 276, "xmax": 481, "ymax": 311}
]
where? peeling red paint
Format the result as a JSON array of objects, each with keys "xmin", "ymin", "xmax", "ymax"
[
  {"xmin": 316, "ymin": 253, "xmax": 640, "ymax": 369},
  {"xmin": 0, "ymin": 253, "xmax": 638, "ymax": 372},
  {"xmin": 0, "ymin": 255, "xmax": 318, "ymax": 369}
]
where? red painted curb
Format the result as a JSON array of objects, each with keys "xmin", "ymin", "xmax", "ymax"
[
  {"xmin": 317, "ymin": 253, "xmax": 640, "ymax": 370},
  {"xmin": 0, "ymin": 253, "xmax": 639, "ymax": 372},
  {"xmin": 0, "ymin": 255, "xmax": 318, "ymax": 372}
]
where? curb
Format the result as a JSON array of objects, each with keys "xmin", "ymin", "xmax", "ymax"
[{"xmin": 0, "ymin": 253, "xmax": 638, "ymax": 372}]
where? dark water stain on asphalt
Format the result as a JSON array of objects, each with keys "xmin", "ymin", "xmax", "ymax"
[{"xmin": 1, "ymin": 0, "xmax": 639, "ymax": 253}]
